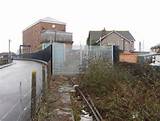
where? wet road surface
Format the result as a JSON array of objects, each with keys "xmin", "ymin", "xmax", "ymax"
[{"xmin": 0, "ymin": 60, "xmax": 43, "ymax": 121}]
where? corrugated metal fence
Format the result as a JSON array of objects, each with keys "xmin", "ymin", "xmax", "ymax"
[{"xmin": 52, "ymin": 43, "xmax": 118, "ymax": 75}]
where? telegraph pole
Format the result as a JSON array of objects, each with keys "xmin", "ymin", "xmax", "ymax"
[
  {"xmin": 9, "ymin": 39, "xmax": 11, "ymax": 53},
  {"xmin": 8, "ymin": 39, "xmax": 11, "ymax": 62},
  {"xmin": 139, "ymin": 41, "xmax": 141, "ymax": 52}
]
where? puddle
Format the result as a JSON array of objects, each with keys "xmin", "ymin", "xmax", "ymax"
[
  {"xmin": 58, "ymin": 83, "xmax": 75, "ymax": 104},
  {"xmin": 80, "ymin": 110, "xmax": 93, "ymax": 121},
  {"xmin": 80, "ymin": 114, "xmax": 93, "ymax": 121},
  {"xmin": 55, "ymin": 108, "xmax": 72, "ymax": 116},
  {"xmin": 61, "ymin": 93, "xmax": 71, "ymax": 104},
  {"xmin": 58, "ymin": 84, "xmax": 74, "ymax": 93}
]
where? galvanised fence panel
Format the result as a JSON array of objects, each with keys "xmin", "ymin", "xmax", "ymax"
[
  {"xmin": 52, "ymin": 43, "xmax": 65, "ymax": 75},
  {"xmin": 52, "ymin": 43, "xmax": 116, "ymax": 75}
]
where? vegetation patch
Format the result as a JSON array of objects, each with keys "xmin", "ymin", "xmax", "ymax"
[
  {"xmin": 79, "ymin": 59, "xmax": 160, "ymax": 121},
  {"xmin": 70, "ymin": 93, "xmax": 82, "ymax": 121}
]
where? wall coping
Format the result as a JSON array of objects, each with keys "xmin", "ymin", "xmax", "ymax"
[{"xmin": 14, "ymin": 58, "xmax": 48, "ymax": 65}]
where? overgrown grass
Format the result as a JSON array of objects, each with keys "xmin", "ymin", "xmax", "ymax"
[
  {"xmin": 80, "ymin": 59, "xmax": 160, "ymax": 121},
  {"xmin": 36, "ymin": 86, "xmax": 50, "ymax": 121},
  {"xmin": 71, "ymin": 94, "xmax": 82, "ymax": 121}
]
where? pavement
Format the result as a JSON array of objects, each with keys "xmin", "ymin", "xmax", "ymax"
[
  {"xmin": 37, "ymin": 76, "xmax": 75, "ymax": 121},
  {"xmin": 0, "ymin": 62, "xmax": 15, "ymax": 69},
  {"xmin": 0, "ymin": 60, "xmax": 43, "ymax": 121}
]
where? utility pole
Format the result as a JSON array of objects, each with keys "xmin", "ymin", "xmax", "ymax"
[
  {"xmin": 139, "ymin": 41, "xmax": 141, "ymax": 52},
  {"xmin": 8, "ymin": 39, "xmax": 11, "ymax": 62},
  {"xmin": 142, "ymin": 40, "xmax": 144, "ymax": 51},
  {"xmin": 9, "ymin": 39, "xmax": 11, "ymax": 53}
]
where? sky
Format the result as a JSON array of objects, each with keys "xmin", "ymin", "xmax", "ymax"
[{"xmin": 0, "ymin": 0, "xmax": 160, "ymax": 53}]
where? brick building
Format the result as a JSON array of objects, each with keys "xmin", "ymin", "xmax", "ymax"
[{"xmin": 23, "ymin": 17, "xmax": 73, "ymax": 53}]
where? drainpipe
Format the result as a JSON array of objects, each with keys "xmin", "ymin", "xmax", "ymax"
[{"xmin": 54, "ymin": 31, "xmax": 57, "ymax": 42}]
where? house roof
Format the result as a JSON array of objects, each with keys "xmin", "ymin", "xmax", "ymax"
[
  {"xmin": 88, "ymin": 29, "xmax": 135, "ymax": 45},
  {"xmin": 23, "ymin": 17, "xmax": 66, "ymax": 31},
  {"xmin": 151, "ymin": 44, "xmax": 160, "ymax": 49}
]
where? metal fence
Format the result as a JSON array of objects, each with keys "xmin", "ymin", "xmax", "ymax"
[
  {"xmin": 19, "ymin": 45, "xmax": 52, "ymax": 62},
  {"xmin": 52, "ymin": 43, "xmax": 118, "ymax": 75},
  {"xmin": 17, "ymin": 42, "xmax": 118, "ymax": 76}
]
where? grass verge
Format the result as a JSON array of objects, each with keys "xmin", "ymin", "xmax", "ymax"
[{"xmin": 79, "ymin": 59, "xmax": 160, "ymax": 121}]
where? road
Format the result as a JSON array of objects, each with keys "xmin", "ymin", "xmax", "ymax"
[{"xmin": 0, "ymin": 60, "xmax": 43, "ymax": 121}]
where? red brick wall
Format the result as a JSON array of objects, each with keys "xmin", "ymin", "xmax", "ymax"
[{"xmin": 23, "ymin": 22, "xmax": 66, "ymax": 53}]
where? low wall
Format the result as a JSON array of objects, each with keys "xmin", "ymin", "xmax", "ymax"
[
  {"xmin": 0, "ymin": 58, "xmax": 9, "ymax": 65},
  {"xmin": 17, "ymin": 45, "xmax": 52, "ymax": 76}
]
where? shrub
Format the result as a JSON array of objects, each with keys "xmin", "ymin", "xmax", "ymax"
[{"xmin": 79, "ymin": 60, "xmax": 160, "ymax": 120}]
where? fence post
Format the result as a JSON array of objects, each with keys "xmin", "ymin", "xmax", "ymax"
[
  {"xmin": 19, "ymin": 81, "xmax": 23, "ymax": 107},
  {"xmin": 31, "ymin": 71, "xmax": 36, "ymax": 121},
  {"xmin": 47, "ymin": 61, "xmax": 50, "ymax": 88},
  {"xmin": 51, "ymin": 44, "xmax": 53, "ymax": 75}
]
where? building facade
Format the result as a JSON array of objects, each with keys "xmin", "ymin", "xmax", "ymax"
[
  {"xmin": 151, "ymin": 44, "xmax": 160, "ymax": 53},
  {"xmin": 23, "ymin": 17, "xmax": 72, "ymax": 53},
  {"xmin": 87, "ymin": 29, "xmax": 135, "ymax": 51}
]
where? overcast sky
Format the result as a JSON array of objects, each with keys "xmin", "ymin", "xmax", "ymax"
[{"xmin": 0, "ymin": 0, "xmax": 160, "ymax": 53}]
